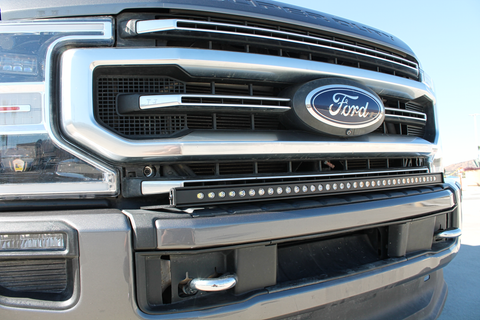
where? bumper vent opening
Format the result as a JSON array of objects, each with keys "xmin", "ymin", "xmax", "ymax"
[{"xmin": 0, "ymin": 258, "xmax": 73, "ymax": 301}]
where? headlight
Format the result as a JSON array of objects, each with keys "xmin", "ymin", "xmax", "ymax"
[{"xmin": 0, "ymin": 18, "xmax": 117, "ymax": 200}]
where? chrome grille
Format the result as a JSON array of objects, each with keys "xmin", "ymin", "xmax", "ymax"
[{"xmin": 62, "ymin": 46, "xmax": 436, "ymax": 162}]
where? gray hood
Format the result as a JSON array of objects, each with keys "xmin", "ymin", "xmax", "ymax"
[{"xmin": 0, "ymin": 0, "xmax": 415, "ymax": 57}]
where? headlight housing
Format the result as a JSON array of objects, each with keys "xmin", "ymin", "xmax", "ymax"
[{"xmin": 0, "ymin": 18, "xmax": 117, "ymax": 200}]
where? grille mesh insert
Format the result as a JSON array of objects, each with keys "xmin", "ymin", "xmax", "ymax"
[
  {"xmin": 96, "ymin": 76, "xmax": 187, "ymax": 137},
  {"xmin": 95, "ymin": 75, "xmax": 283, "ymax": 138}
]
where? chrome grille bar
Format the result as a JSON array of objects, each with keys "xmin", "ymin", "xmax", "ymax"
[
  {"xmin": 133, "ymin": 19, "xmax": 418, "ymax": 73},
  {"xmin": 142, "ymin": 168, "xmax": 429, "ymax": 195},
  {"xmin": 119, "ymin": 94, "xmax": 291, "ymax": 113},
  {"xmin": 384, "ymin": 107, "xmax": 427, "ymax": 126}
]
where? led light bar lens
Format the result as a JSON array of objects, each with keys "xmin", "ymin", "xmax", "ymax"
[
  {"xmin": 0, "ymin": 233, "xmax": 65, "ymax": 251},
  {"xmin": 172, "ymin": 173, "xmax": 443, "ymax": 207}
]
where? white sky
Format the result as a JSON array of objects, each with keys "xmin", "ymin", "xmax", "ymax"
[{"xmin": 283, "ymin": 0, "xmax": 480, "ymax": 165}]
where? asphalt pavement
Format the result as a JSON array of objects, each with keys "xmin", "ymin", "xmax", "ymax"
[{"xmin": 438, "ymin": 186, "xmax": 480, "ymax": 320}]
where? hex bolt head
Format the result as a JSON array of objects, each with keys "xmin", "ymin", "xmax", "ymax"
[{"xmin": 143, "ymin": 165, "xmax": 155, "ymax": 178}]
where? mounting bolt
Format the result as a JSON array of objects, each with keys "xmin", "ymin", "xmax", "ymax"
[
  {"xmin": 346, "ymin": 129, "xmax": 353, "ymax": 136},
  {"xmin": 143, "ymin": 165, "xmax": 155, "ymax": 178}
]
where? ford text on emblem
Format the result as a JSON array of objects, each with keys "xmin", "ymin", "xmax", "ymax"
[
  {"xmin": 306, "ymin": 84, "xmax": 384, "ymax": 128},
  {"xmin": 286, "ymin": 79, "xmax": 385, "ymax": 137}
]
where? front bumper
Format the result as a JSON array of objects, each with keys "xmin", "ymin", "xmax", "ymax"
[{"xmin": 0, "ymin": 183, "xmax": 461, "ymax": 319}]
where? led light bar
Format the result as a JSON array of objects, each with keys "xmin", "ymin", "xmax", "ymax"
[
  {"xmin": 0, "ymin": 233, "xmax": 65, "ymax": 251},
  {"xmin": 170, "ymin": 173, "xmax": 443, "ymax": 207}
]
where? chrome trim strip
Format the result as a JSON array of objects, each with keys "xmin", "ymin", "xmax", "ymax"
[
  {"xmin": 385, "ymin": 114, "xmax": 426, "ymax": 121},
  {"xmin": 135, "ymin": 19, "xmax": 175, "ymax": 34},
  {"xmin": 385, "ymin": 107, "xmax": 427, "ymax": 118},
  {"xmin": 384, "ymin": 115, "xmax": 426, "ymax": 127},
  {"xmin": 436, "ymin": 228, "xmax": 462, "ymax": 239},
  {"xmin": 141, "ymin": 168, "xmax": 429, "ymax": 195},
  {"xmin": 138, "ymin": 94, "xmax": 290, "ymax": 112},
  {"xmin": 384, "ymin": 106, "xmax": 427, "ymax": 126},
  {"xmin": 134, "ymin": 19, "xmax": 418, "ymax": 72},
  {"xmin": 61, "ymin": 48, "xmax": 436, "ymax": 162},
  {"xmin": 143, "ymin": 181, "xmax": 185, "ymax": 195}
]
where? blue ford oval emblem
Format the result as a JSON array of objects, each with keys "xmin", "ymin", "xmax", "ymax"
[
  {"xmin": 306, "ymin": 84, "xmax": 384, "ymax": 130},
  {"xmin": 287, "ymin": 79, "xmax": 385, "ymax": 136}
]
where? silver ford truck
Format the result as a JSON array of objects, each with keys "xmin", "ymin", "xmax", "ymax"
[{"xmin": 0, "ymin": 1, "xmax": 461, "ymax": 319}]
